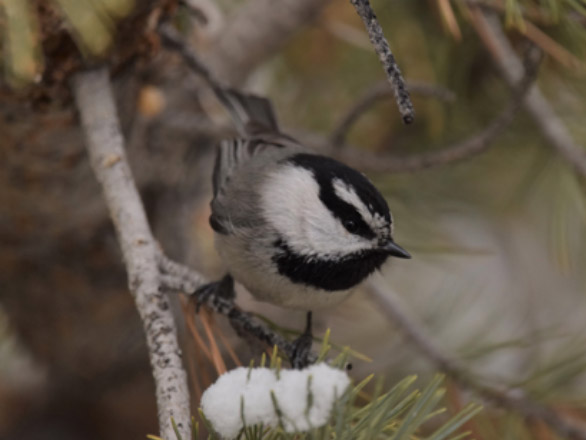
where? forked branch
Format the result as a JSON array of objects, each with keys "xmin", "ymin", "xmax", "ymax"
[
  {"xmin": 72, "ymin": 67, "xmax": 191, "ymax": 440},
  {"xmin": 157, "ymin": 253, "xmax": 319, "ymax": 366}
]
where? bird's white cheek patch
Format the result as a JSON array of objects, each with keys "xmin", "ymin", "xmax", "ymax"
[{"xmin": 261, "ymin": 166, "xmax": 371, "ymax": 256}]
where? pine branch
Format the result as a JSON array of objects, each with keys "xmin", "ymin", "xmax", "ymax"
[
  {"xmin": 71, "ymin": 66, "xmax": 191, "ymax": 440},
  {"xmin": 469, "ymin": 7, "xmax": 586, "ymax": 178},
  {"xmin": 368, "ymin": 277, "xmax": 586, "ymax": 440}
]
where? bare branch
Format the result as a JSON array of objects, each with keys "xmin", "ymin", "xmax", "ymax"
[
  {"xmin": 159, "ymin": 23, "xmax": 323, "ymax": 367},
  {"xmin": 162, "ymin": 19, "xmax": 538, "ymax": 176},
  {"xmin": 368, "ymin": 277, "xmax": 586, "ymax": 440},
  {"xmin": 350, "ymin": 0, "xmax": 414, "ymax": 124},
  {"xmin": 157, "ymin": 255, "xmax": 318, "ymax": 366},
  {"xmin": 324, "ymin": 47, "xmax": 541, "ymax": 173},
  {"xmin": 71, "ymin": 67, "xmax": 191, "ymax": 440},
  {"xmin": 331, "ymin": 81, "xmax": 456, "ymax": 147},
  {"xmin": 160, "ymin": 23, "xmax": 226, "ymax": 92},
  {"xmin": 469, "ymin": 7, "xmax": 586, "ymax": 178}
]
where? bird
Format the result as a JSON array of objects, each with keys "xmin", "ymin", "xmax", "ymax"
[{"xmin": 195, "ymin": 88, "xmax": 411, "ymax": 367}]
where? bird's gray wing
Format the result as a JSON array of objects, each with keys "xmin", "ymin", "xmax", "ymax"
[
  {"xmin": 215, "ymin": 88, "xmax": 279, "ymax": 136},
  {"xmin": 211, "ymin": 134, "xmax": 301, "ymax": 196},
  {"xmin": 210, "ymin": 136, "xmax": 302, "ymax": 235},
  {"xmin": 209, "ymin": 89, "xmax": 304, "ymax": 234}
]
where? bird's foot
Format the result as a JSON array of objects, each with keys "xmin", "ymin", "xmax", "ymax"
[
  {"xmin": 290, "ymin": 311, "xmax": 314, "ymax": 369},
  {"xmin": 192, "ymin": 274, "xmax": 235, "ymax": 312}
]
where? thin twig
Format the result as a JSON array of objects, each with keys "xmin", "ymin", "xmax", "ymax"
[
  {"xmin": 159, "ymin": 23, "xmax": 248, "ymax": 134},
  {"xmin": 162, "ymin": 21, "xmax": 527, "ymax": 175},
  {"xmin": 323, "ymin": 46, "xmax": 541, "ymax": 173},
  {"xmin": 157, "ymin": 254, "xmax": 318, "ymax": 366},
  {"xmin": 331, "ymin": 81, "xmax": 456, "ymax": 146},
  {"xmin": 71, "ymin": 67, "xmax": 191, "ymax": 440},
  {"xmin": 160, "ymin": 24, "xmax": 219, "ymax": 88},
  {"xmin": 469, "ymin": 7, "xmax": 586, "ymax": 178},
  {"xmin": 519, "ymin": 20, "xmax": 585, "ymax": 71},
  {"xmin": 350, "ymin": 0, "xmax": 414, "ymax": 124},
  {"xmin": 465, "ymin": 0, "xmax": 586, "ymax": 26},
  {"xmin": 367, "ymin": 276, "xmax": 586, "ymax": 440}
]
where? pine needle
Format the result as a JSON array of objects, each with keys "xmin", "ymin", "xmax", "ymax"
[
  {"xmin": 438, "ymin": 0, "xmax": 463, "ymax": 41},
  {"xmin": 520, "ymin": 20, "xmax": 585, "ymax": 71},
  {"xmin": 181, "ymin": 297, "xmax": 213, "ymax": 361},
  {"xmin": 200, "ymin": 308, "xmax": 227, "ymax": 375},
  {"xmin": 214, "ymin": 316, "xmax": 243, "ymax": 367}
]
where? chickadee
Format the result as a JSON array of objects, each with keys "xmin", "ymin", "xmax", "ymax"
[{"xmin": 202, "ymin": 89, "xmax": 411, "ymax": 314}]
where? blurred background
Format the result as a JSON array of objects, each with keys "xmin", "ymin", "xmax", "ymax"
[{"xmin": 1, "ymin": 0, "xmax": 586, "ymax": 438}]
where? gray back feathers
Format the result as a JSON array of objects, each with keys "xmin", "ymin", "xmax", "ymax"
[{"xmin": 210, "ymin": 89, "xmax": 305, "ymax": 234}]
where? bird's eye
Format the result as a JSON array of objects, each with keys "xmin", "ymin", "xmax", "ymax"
[{"xmin": 343, "ymin": 219, "xmax": 358, "ymax": 233}]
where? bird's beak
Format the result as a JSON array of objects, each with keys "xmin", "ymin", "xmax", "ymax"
[{"xmin": 380, "ymin": 240, "xmax": 411, "ymax": 259}]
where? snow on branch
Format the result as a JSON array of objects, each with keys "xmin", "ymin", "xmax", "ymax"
[
  {"xmin": 201, "ymin": 364, "xmax": 350, "ymax": 438},
  {"xmin": 71, "ymin": 67, "xmax": 191, "ymax": 440}
]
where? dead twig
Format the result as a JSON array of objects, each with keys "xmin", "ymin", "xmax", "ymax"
[
  {"xmin": 519, "ymin": 20, "xmax": 585, "ymax": 71},
  {"xmin": 331, "ymin": 81, "xmax": 456, "ymax": 147},
  {"xmin": 324, "ymin": 46, "xmax": 541, "ymax": 173},
  {"xmin": 469, "ymin": 7, "xmax": 586, "ymax": 178},
  {"xmin": 350, "ymin": 0, "xmax": 414, "ymax": 124},
  {"xmin": 71, "ymin": 67, "xmax": 191, "ymax": 440},
  {"xmin": 368, "ymin": 276, "xmax": 586, "ymax": 440},
  {"xmin": 157, "ymin": 253, "xmax": 319, "ymax": 367},
  {"xmin": 160, "ymin": 24, "xmax": 218, "ymax": 88},
  {"xmin": 163, "ymin": 21, "xmax": 522, "ymax": 175}
]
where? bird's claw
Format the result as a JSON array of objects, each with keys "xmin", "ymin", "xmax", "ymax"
[
  {"xmin": 192, "ymin": 274, "xmax": 235, "ymax": 312},
  {"xmin": 290, "ymin": 311, "xmax": 313, "ymax": 369}
]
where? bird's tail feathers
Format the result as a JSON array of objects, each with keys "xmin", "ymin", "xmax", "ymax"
[{"xmin": 213, "ymin": 87, "xmax": 279, "ymax": 136}]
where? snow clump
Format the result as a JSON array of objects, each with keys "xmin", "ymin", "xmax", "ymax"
[{"xmin": 200, "ymin": 363, "xmax": 350, "ymax": 439}]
